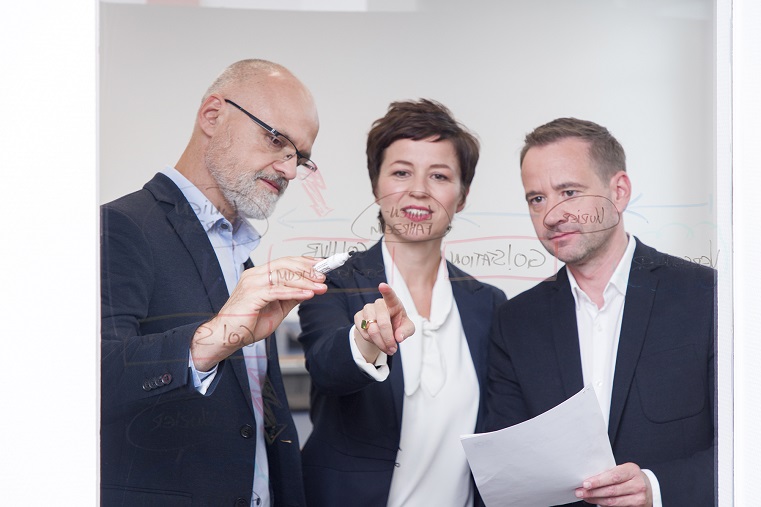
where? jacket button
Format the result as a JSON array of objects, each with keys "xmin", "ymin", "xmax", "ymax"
[
  {"xmin": 234, "ymin": 498, "xmax": 248, "ymax": 507},
  {"xmin": 160, "ymin": 373, "xmax": 172, "ymax": 385},
  {"xmin": 142, "ymin": 380, "xmax": 152, "ymax": 391},
  {"xmin": 240, "ymin": 424, "xmax": 254, "ymax": 439}
]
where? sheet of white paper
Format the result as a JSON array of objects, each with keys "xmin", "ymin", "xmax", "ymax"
[{"xmin": 460, "ymin": 386, "xmax": 616, "ymax": 507}]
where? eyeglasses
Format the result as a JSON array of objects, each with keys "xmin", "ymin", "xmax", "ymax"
[{"xmin": 224, "ymin": 99, "xmax": 318, "ymax": 180}]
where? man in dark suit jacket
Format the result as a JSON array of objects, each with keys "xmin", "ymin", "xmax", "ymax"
[
  {"xmin": 101, "ymin": 59, "xmax": 327, "ymax": 507},
  {"xmin": 485, "ymin": 118, "xmax": 715, "ymax": 506}
]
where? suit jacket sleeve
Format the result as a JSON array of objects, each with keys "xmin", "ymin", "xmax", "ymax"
[{"xmin": 101, "ymin": 204, "xmax": 206, "ymax": 417}]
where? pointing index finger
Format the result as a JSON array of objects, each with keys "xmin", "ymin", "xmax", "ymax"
[
  {"xmin": 378, "ymin": 283, "xmax": 402, "ymax": 312},
  {"xmin": 377, "ymin": 282, "xmax": 415, "ymax": 344}
]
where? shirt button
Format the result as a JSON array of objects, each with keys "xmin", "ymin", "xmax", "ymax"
[
  {"xmin": 220, "ymin": 222, "xmax": 230, "ymax": 230},
  {"xmin": 240, "ymin": 424, "xmax": 254, "ymax": 439},
  {"xmin": 596, "ymin": 381, "xmax": 603, "ymax": 387}
]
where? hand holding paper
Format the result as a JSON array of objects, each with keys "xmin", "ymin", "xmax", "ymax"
[
  {"xmin": 460, "ymin": 386, "xmax": 616, "ymax": 507},
  {"xmin": 575, "ymin": 462, "xmax": 653, "ymax": 506}
]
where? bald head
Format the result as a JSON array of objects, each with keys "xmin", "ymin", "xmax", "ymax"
[
  {"xmin": 203, "ymin": 59, "xmax": 286, "ymax": 100},
  {"xmin": 202, "ymin": 59, "xmax": 318, "ymax": 130}
]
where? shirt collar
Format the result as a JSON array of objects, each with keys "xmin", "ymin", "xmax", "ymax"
[
  {"xmin": 567, "ymin": 234, "xmax": 637, "ymax": 309},
  {"xmin": 161, "ymin": 166, "xmax": 261, "ymax": 253}
]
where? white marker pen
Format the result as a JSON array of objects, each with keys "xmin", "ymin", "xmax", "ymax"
[{"xmin": 314, "ymin": 251, "xmax": 354, "ymax": 274}]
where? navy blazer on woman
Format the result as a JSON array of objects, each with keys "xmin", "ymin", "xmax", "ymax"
[
  {"xmin": 485, "ymin": 239, "xmax": 716, "ymax": 506},
  {"xmin": 101, "ymin": 173, "xmax": 305, "ymax": 507},
  {"xmin": 297, "ymin": 241, "xmax": 507, "ymax": 507}
]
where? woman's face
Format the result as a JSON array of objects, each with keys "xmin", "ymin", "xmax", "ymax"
[{"xmin": 375, "ymin": 137, "xmax": 466, "ymax": 244}]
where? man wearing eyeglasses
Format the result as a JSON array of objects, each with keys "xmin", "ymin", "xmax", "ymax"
[{"xmin": 101, "ymin": 59, "xmax": 325, "ymax": 507}]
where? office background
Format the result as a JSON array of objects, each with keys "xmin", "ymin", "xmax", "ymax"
[{"xmin": 8, "ymin": 0, "xmax": 757, "ymax": 504}]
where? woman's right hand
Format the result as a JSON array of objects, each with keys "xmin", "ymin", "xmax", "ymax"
[{"xmin": 353, "ymin": 282, "xmax": 415, "ymax": 362}]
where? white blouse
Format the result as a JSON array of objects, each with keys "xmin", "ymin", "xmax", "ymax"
[{"xmin": 349, "ymin": 240, "xmax": 480, "ymax": 506}]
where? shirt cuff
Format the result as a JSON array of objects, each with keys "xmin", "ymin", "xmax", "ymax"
[
  {"xmin": 188, "ymin": 350, "xmax": 218, "ymax": 395},
  {"xmin": 348, "ymin": 325, "xmax": 389, "ymax": 381},
  {"xmin": 641, "ymin": 469, "xmax": 662, "ymax": 507}
]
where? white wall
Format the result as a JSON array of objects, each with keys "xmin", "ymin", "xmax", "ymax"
[
  {"xmin": 99, "ymin": 0, "xmax": 717, "ymax": 301},
  {"xmin": 732, "ymin": 0, "xmax": 761, "ymax": 501}
]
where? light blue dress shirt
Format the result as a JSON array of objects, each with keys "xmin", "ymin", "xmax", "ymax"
[{"xmin": 161, "ymin": 167, "xmax": 271, "ymax": 507}]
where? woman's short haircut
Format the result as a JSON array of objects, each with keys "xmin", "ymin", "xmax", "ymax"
[{"xmin": 366, "ymin": 99, "xmax": 480, "ymax": 198}]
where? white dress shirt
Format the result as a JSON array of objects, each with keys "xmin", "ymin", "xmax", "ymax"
[
  {"xmin": 349, "ymin": 240, "xmax": 479, "ymax": 507},
  {"xmin": 567, "ymin": 234, "xmax": 662, "ymax": 507},
  {"xmin": 162, "ymin": 167, "xmax": 270, "ymax": 507}
]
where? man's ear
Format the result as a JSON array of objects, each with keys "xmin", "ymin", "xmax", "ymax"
[
  {"xmin": 197, "ymin": 94, "xmax": 225, "ymax": 137},
  {"xmin": 609, "ymin": 170, "xmax": 632, "ymax": 211}
]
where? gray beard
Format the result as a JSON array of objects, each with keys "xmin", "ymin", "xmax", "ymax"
[
  {"xmin": 206, "ymin": 161, "xmax": 287, "ymax": 220},
  {"xmin": 217, "ymin": 173, "xmax": 281, "ymax": 220},
  {"xmin": 204, "ymin": 126, "xmax": 287, "ymax": 219}
]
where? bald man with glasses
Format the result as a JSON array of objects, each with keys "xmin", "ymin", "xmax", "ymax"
[{"xmin": 101, "ymin": 59, "xmax": 326, "ymax": 507}]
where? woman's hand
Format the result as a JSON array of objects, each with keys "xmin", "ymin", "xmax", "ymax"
[{"xmin": 353, "ymin": 282, "xmax": 415, "ymax": 363}]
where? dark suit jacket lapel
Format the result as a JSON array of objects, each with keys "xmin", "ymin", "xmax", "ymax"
[
  {"xmin": 232, "ymin": 257, "xmax": 257, "ymax": 416},
  {"xmin": 350, "ymin": 242, "xmax": 406, "ymax": 427},
  {"xmin": 449, "ymin": 265, "xmax": 491, "ymax": 391},
  {"xmin": 238, "ymin": 258, "xmax": 293, "ymax": 430},
  {"xmin": 608, "ymin": 240, "xmax": 658, "ymax": 444},
  {"xmin": 145, "ymin": 173, "xmax": 229, "ymax": 312},
  {"xmin": 550, "ymin": 268, "xmax": 585, "ymax": 400},
  {"xmin": 145, "ymin": 173, "xmax": 254, "ymax": 414},
  {"xmin": 449, "ymin": 264, "xmax": 494, "ymax": 427}
]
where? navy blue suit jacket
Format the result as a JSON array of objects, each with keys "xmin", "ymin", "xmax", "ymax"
[
  {"xmin": 297, "ymin": 241, "xmax": 507, "ymax": 507},
  {"xmin": 101, "ymin": 173, "xmax": 305, "ymax": 507},
  {"xmin": 485, "ymin": 239, "xmax": 716, "ymax": 506}
]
